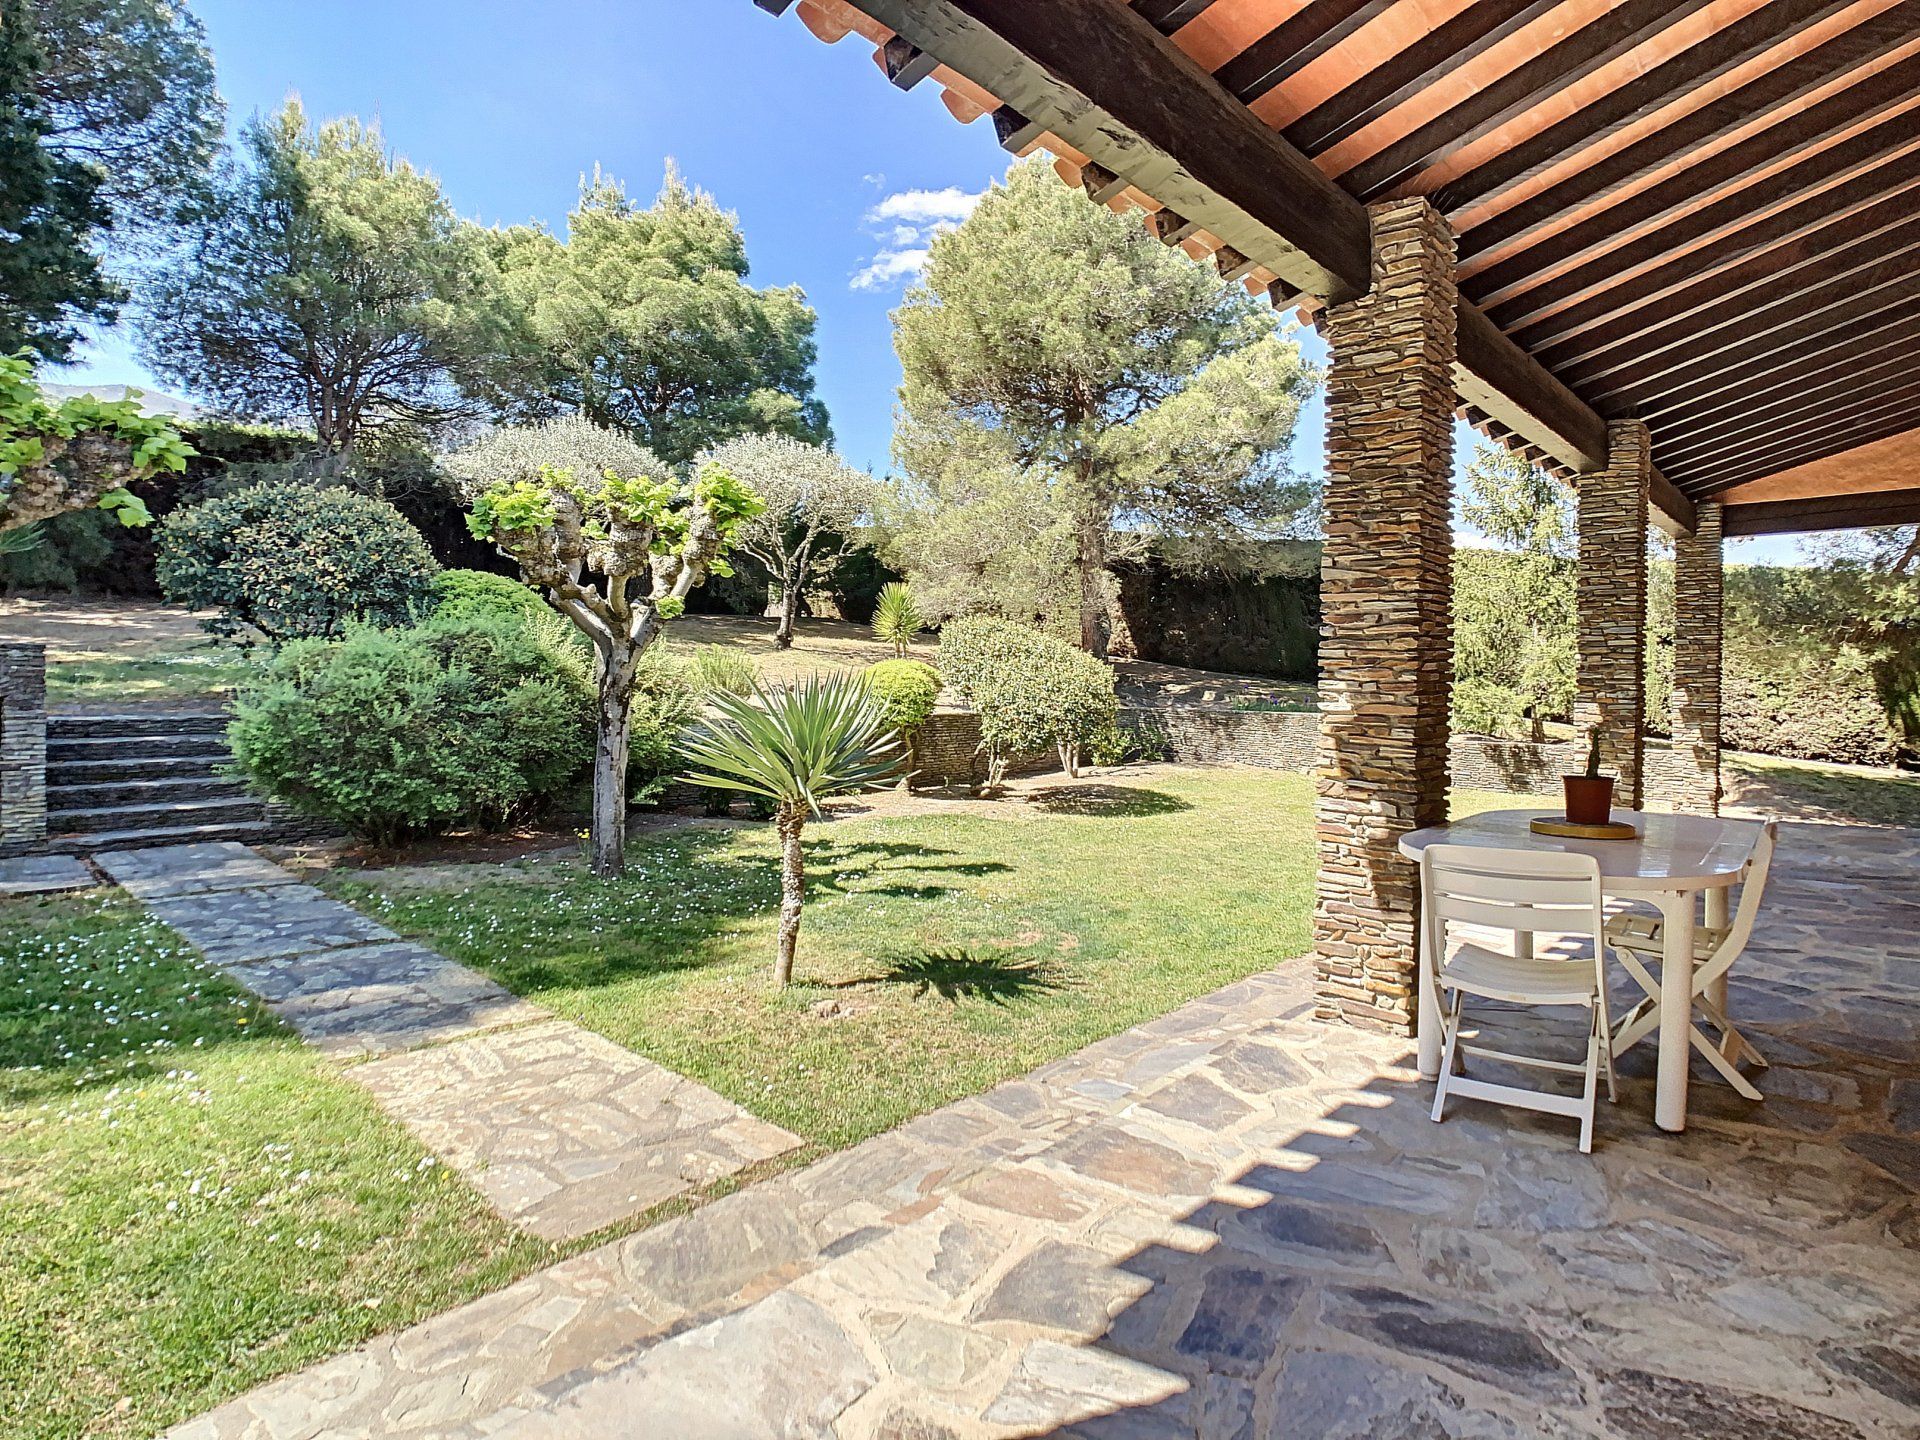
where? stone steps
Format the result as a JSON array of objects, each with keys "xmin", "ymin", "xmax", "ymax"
[
  {"xmin": 50, "ymin": 775, "xmax": 254, "ymax": 813},
  {"xmin": 48, "ymin": 712, "xmax": 230, "ymax": 739},
  {"xmin": 40, "ymin": 819, "xmax": 286, "ymax": 855},
  {"xmin": 47, "ymin": 750, "xmax": 232, "ymax": 786},
  {"xmin": 39, "ymin": 711, "xmax": 336, "ymax": 853}
]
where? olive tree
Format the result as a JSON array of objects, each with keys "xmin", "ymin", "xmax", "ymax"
[
  {"xmin": 698, "ymin": 434, "xmax": 879, "ymax": 648},
  {"xmin": 447, "ymin": 416, "xmax": 762, "ymax": 876}
]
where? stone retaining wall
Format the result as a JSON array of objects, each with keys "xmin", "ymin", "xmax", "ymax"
[
  {"xmin": 1121, "ymin": 703, "xmax": 1699, "ymax": 806},
  {"xmin": 0, "ymin": 643, "xmax": 49, "ymax": 854}
]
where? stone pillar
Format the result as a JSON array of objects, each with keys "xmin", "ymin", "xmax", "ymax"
[
  {"xmin": 1671, "ymin": 501, "xmax": 1724, "ymax": 815},
  {"xmin": 1574, "ymin": 421, "xmax": 1651, "ymax": 809},
  {"xmin": 1314, "ymin": 198, "xmax": 1457, "ymax": 1036},
  {"xmin": 0, "ymin": 643, "xmax": 49, "ymax": 854}
]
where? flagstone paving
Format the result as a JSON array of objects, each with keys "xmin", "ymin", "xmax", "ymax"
[
  {"xmin": 166, "ymin": 819, "xmax": 1920, "ymax": 1440},
  {"xmin": 94, "ymin": 841, "xmax": 800, "ymax": 1240},
  {"xmin": 0, "ymin": 852, "xmax": 95, "ymax": 894}
]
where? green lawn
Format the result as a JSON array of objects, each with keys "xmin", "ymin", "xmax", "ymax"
[
  {"xmin": 46, "ymin": 646, "xmax": 262, "ymax": 708},
  {"xmin": 326, "ymin": 768, "xmax": 1322, "ymax": 1149},
  {"xmin": 0, "ymin": 890, "xmax": 547, "ymax": 1440}
]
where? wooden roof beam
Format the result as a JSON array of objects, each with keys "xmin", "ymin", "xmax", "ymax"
[
  {"xmin": 833, "ymin": 0, "xmax": 1689, "ymax": 528},
  {"xmin": 1712, "ymin": 428, "xmax": 1920, "ymax": 504},
  {"xmin": 1725, "ymin": 490, "xmax": 1920, "ymax": 536}
]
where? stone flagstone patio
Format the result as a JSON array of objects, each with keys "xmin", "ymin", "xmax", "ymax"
[
  {"xmin": 94, "ymin": 842, "xmax": 801, "ymax": 1242},
  {"xmin": 168, "ymin": 820, "xmax": 1919, "ymax": 1439}
]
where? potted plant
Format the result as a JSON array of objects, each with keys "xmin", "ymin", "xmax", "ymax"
[{"xmin": 1564, "ymin": 727, "xmax": 1614, "ymax": 825}]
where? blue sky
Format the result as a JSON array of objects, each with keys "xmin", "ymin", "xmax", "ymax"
[{"xmin": 57, "ymin": 0, "xmax": 1794, "ymax": 562}]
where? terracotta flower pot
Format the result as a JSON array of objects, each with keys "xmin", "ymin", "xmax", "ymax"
[{"xmin": 1563, "ymin": 775, "xmax": 1615, "ymax": 825}]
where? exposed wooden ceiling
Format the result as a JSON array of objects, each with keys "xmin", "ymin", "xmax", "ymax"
[{"xmin": 756, "ymin": 0, "xmax": 1920, "ymax": 535}]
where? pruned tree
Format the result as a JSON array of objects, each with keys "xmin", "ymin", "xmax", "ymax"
[
  {"xmin": 0, "ymin": 352, "xmax": 187, "ymax": 536},
  {"xmin": 892, "ymin": 158, "xmax": 1316, "ymax": 657},
  {"xmin": 139, "ymin": 100, "xmax": 514, "ymax": 453},
  {"xmin": 447, "ymin": 417, "xmax": 763, "ymax": 876},
  {"xmin": 699, "ymin": 433, "xmax": 879, "ymax": 648}
]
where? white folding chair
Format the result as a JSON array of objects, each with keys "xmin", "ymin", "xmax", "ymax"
[
  {"xmin": 1605, "ymin": 819, "xmax": 1778, "ymax": 1101},
  {"xmin": 1422, "ymin": 844, "xmax": 1616, "ymax": 1153}
]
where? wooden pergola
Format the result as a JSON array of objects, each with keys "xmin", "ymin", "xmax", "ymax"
[{"xmin": 752, "ymin": 0, "xmax": 1920, "ymax": 1033}]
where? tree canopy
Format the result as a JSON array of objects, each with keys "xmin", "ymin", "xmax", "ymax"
[
  {"xmin": 0, "ymin": 18, "xmax": 118, "ymax": 360},
  {"xmin": 890, "ymin": 158, "xmax": 1315, "ymax": 655},
  {"xmin": 23, "ymin": 0, "xmax": 223, "ymax": 246},
  {"xmin": 138, "ymin": 100, "xmax": 515, "ymax": 452},
  {"xmin": 485, "ymin": 167, "xmax": 829, "ymax": 467}
]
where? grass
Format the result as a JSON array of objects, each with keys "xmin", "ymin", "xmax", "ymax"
[
  {"xmin": 325, "ymin": 768, "xmax": 1321, "ymax": 1149},
  {"xmin": 46, "ymin": 647, "xmax": 261, "ymax": 707},
  {"xmin": 1725, "ymin": 750, "xmax": 1920, "ymax": 828},
  {"xmin": 0, "ymin": 890, "xmax": 547, "ymax": 1440}
]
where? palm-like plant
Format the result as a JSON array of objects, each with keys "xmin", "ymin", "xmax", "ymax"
[
  {"xmin": 872, "ymin": 582, "xmax": 924, "ymax": 658},
  {"xmin": 680, "ymin": 674, "xmax": 902, "ymax": 987}
]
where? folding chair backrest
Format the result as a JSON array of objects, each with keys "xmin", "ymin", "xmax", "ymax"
[
  {"xmin": 1421, "ymin": 845, "xmax": 1607, "ymax": 984},
  {"xmin": 1700, "ymin": 819, "xmax": 1778, "ymax": 986}
]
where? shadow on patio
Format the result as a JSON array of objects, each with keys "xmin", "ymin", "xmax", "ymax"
[{"xmin": 166, "ymin": 820, "xmax": 1920, "ymax": 1440}]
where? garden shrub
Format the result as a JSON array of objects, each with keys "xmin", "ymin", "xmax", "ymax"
[
  {"xmin": 228, "ymin": 612, "xmax": 592, "ymax": 842},
  {"xmin": 157, "ymin": 480, "xmax": 440, "ymax": 644},
  {"xmin": 938, "ymin": 615, "xmax": 1118, "ymax": 784},
  {"xmin": 864, "ymin": 659, "xmax": 940, "ymax": 733},
  {"xmin": 429, "ymin": 568, "xmax": 549, "ymax": 626},
  {"xmin": 689, "ymin": 645, "xmax": 759, "ymax": 697}
]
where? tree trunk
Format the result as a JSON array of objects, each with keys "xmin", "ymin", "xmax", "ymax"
[
  {"xmin": 590, "ymin": 647, "xmax": 638, "ymax": 878},
  {"xmin": 773, "ymin": 801, "xmax": 807, "ymax": 987},
  {"xmin": 1076, "ymin": 515, "xmax": 1110, "ymax": 660},
  {"xmin": 774, "ymin": 577, "xmax": 801, "ymax": 649}
]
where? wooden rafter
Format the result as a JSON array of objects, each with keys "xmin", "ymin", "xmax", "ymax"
[{"xmin": 1454, "ymin": 13, "xmax": 1920, "ymax": 262}]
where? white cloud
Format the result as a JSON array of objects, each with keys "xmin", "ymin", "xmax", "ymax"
[{"xmin": 851, "ymin": 185, "xmax": 983, "ymax": 291}]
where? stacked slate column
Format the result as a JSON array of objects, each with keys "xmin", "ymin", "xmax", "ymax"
[
  {"xmin": 1671, "ymin": 500, "xmax": 1725, "ymax": 815},
  {"xmin": 1314, "ymin": 198, "xmax": 1457, "ymax": 1036},
  {"xmin": 1575, "ymin": 421, "xmax": 1652, "ymax": 810},
  {"xmin": 0, "ymin": 643, "xmax": 49, "ymax": 854}
]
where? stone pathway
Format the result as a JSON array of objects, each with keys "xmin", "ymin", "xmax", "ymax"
[
  {"xmin": 165, "ymin": 820, "xmax": 1920, "ymax": 1440},
  {"xmin": 0, "ymin": 852, "xmax": 95, "ymax": 894},
  {"xmin": 94, "ymin": 842, "xmax": 800, "ymax": 1240}
]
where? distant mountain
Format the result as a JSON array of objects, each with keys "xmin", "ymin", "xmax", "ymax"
[{"xmin": 42, "ymin": 383, "xmax": 200, "ymax": 421}]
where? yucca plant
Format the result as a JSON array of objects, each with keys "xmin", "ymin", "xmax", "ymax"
[
  {"xmin": 872, "ymin": 582, "xmax": 924, "ymax": 658},
  {"xmin": 680, "ymin": 674, "xmax": 902, "ymax": 987}
]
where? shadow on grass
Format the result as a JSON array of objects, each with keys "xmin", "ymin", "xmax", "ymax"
[
  {"xmin": 863, "ymin": 947, "xmax": 1066, "ymax": 1004},
  {"xmin": 360, "ymin": 827, "xmax": 1016, "ymax": 997},
  {"xmin": 1028, "ymin": 784, "xmax": 1192, "ymax": 818}
]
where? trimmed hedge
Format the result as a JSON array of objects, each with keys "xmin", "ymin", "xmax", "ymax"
[
  {"xmin": 938, "ymin": 616, "xmax": 1117, "ymax": 783},
  {"xmin": 429, "ymin": 568, "xmax": 549, "ymax": 626},
  {"xmin": 157, "ymin": 481, "xmax": 439, "ymax": 644},
  {"xmin": 865, "ymin": 658, "xmax": 940, "ymax": 734},
  {"xmin": 228, "ymin": 613, "xmax": 593, "ymax": 842}
]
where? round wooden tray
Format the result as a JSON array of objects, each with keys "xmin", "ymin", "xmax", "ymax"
[{"xmin": 1530, "ymin": 816, "xmax": 1638, "ymax": 840}]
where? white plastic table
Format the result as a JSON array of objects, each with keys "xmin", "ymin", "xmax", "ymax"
[{"xmin": 1398, "ymin": 808, "xmax": 1763, "ymax": 1133}]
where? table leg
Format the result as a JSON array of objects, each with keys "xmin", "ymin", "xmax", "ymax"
[
  {"xmin": 1418, "ymin": 958, "xmax": 1442, "ymax": 1080},
  {"xmin": 1703, "ymin": 885, "xmax": 1730, "ymax": 1014},
  {"xmin": 1655, "ymin": 891, "xmax": 1696, "ymax": 1132}
]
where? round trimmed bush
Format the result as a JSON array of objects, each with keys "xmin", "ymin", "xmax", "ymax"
[
  {"xmin": 937, "ymin": 615, "xmax": 1117, "ymax": 783},
  {"xmin": 864, "ymin": 658, "xmax": 940, "ymax": 734},
  {"xmin": 228, "ymin": 612, "xmax": 593, "ymax": 842},
  {"xmin": 429, "ymin": 568, "xmax": 550, "ymax": 626},
  {"xmin": 157, "ymin": 480, "xmax": 440, "ymax": 644}
]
